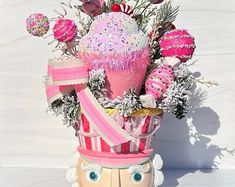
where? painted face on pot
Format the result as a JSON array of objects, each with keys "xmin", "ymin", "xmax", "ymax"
[{"xmin": 76, "ymin": 157, "xmax": 154, "ymax": 187}]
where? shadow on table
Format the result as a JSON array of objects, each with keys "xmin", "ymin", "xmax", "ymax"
[{"xmin": 152, "ymin": 88, "xmax": 235, "ymax": 187}]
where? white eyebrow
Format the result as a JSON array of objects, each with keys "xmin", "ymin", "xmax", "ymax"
[
  {"xmin": 128, "ymin": 164, "xmax": 150, "ymax": 174},
  {"xmin": 80, "ymin": 162, "xmax": 103, "ymax": 174}
]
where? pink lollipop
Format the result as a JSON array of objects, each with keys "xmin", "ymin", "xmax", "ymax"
[
  {"xmin": 53, "ymin": 18, "xmax": 77, "ymax": 42},
  {"xmin": 145, "ymin": 64, "xmax": 174, "ymax": 100},
  {"xmin": 159, "ymin": 29, "xmax": 196, "ymax": 62},
  {"xmin": 26, "ymin": 13, "xmax": 50, "ymax": 37}
]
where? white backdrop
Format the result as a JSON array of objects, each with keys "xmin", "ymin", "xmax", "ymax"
[{"xmin": 0, "ymin": 0, "xmax": 235, "ymax": 172}]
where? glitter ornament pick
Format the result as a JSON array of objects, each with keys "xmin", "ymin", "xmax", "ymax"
[
  {"xmin": 145, "ymin": 64, "xmax": 174, "ymax": 100},
  {"xmin": 26, "ymin": 13, "xmax": 50, "ymax": 37},
  {"xmin": 159, "ymin": 29, "xmax": 196, "ymax": 62},
  {"xmin": 53, "ymin": 18, "xmax": 77, "ymax": 42}
]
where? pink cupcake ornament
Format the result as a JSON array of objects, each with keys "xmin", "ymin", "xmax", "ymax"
[
  {"xmin": 159, "ymin": 29, "xmax": 196, "ymax": 62},
  {"xmin": 78, "ymin": 12, "xmax": 150, "ymax": 99},
  {"xmin": 53, "ymin": 18, "xmax": 77, "ymax": 42},
  {"xmin": 145, "ymin": 64, "xmax": 174, "ymax": 100},
  {"xmin": 26, "ymin": 13, "xmax": 50, "ymax": 37}
]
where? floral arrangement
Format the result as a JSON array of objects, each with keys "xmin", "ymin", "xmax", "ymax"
[
  {"xmin": 26, "ymin": 0, "xmax": 216, "ymax": 126},
  {"xmin": 26, "ymin": 1, "xmax": 220, "ymax": 186}
]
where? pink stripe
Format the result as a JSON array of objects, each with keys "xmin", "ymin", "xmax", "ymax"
[
  {"xmin": 83, "ymin": 155, "xmax": 149, "ymax": 167},
  {"xmin": 159, "ymin": 68, "xmax": 174, "ymax": 79},
  {"xmin": 139, "ymin": 116, "xmax": 151, "ymax": 151},
  {"xmin": 47, "ymin": 61, "xmax": 131, "ymax": 146},
  {"xmin": 47, "ymin": 64, "xmax": 52, "ymax": 76},
  {"xmin": 46, "ymin": 85, "xmax": 72, "ymax": 100},
  {"xmin": 52, "ymin": 66, "xmax": 88, "ymax": 81},
  {"xmin": 46, "ymin": 85, "xmax": 60, "ymax": 99},
  {"xmin": 81, "ymin": 114, "xmax": 92, "ymax": 150},
  {"xmin": 147, "ymin": 80, "xmax": 166, "ymax": 91},
  {"xmin": 78, "ymin": 147, "xmax": 153, "ymax": 167},
  {"xmin": 155, "ymin": 73, "xmax": 171, "ymax": 85},
  {"xmin": 121, "ymin": 141, "xmax": 131, "ymax": 153},
  {"xmin": 75, "ymin": 86, "xmax": 129, "ymax": 145},
  {"xmin": 100, "ymin": 137, "xmax": 111, "ymax": 152}
]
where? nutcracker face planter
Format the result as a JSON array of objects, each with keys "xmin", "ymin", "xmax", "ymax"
[{"xmin": 26, "ymin": 0, "xmax": 211, "ymax": 186}]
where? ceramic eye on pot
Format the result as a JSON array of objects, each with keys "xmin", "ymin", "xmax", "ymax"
[
  {"xmin": 86, "ymin": 170, "xmax": 100, "ymax": 183},
  {"xmin": 131, "ymin": 171, "xmax": 144, "ymax": 184}
]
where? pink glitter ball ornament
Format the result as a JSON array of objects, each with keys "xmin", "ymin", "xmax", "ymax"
[
  {"xmin": 145, "ymin": 64, "xmax": 174, "ymax": 100},
  {"xmin": 26, "ymin": 13, "xmax": 50, "ymax": 37},
  {"xmin": 159, "ymin": 29, "xmax": 196, "ymax": 62},
  {"xmin": 53, "ymin": 18, "xmax": 77, "ymax": 42}
]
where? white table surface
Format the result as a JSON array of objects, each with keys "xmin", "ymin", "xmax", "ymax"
[{"xmin": 1, "ymin": 0, "xmax": 235, "ymax": 186}]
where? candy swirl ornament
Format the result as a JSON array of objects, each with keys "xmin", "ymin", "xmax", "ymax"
[
  {"xmin": 26, "ymin": 13, "xmax": 50, "ymax": 37},
  {"xmin": 159, "ymin": 29, "xmax": 196, "ymax": 62},
  {"xmin": 145, "ymin": 64, "xmax": 174, "ymax": 100},
  {"xmin": 111, "ymin": 3, "xmax": 133, "ymax": 15},
  {"xmin": 53, "ymin": 18, "xmax": 77, "ymax": 42}
]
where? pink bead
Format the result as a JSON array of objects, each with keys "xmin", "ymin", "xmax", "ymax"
[
  {"xmin": 53, "ymin": 18, "xmax": 77, "ymax": 42},
  {"xmin": 159, "ymin": 29, "xmax": 196, "ymax": 62},
  {"xmin": 26, "ymin": 13, "xmax": 50, "ymax": 37},
  {"xmin": 145, "ymin": 64, "xmax": 174, "ymax": 100}
]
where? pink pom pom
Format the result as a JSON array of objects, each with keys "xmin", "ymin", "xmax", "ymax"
[
  {"xmin": 26, "ymin": 13, "xmax": 50, "ymax": 37},
  {"xmin": 53, "ymin": 18, "xmax": 77, "ymax": 42},
  {"xmin": 159, "ymin": 29, "xmax": 196, "ymax": 62},
  {"xmin": 145, "ymin": 64, "xmax": 174, "ymax": 100}
]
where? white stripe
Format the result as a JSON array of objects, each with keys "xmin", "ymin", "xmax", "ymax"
[
  {"xmin": 76, "ymin": 134, "xmax": 81, "ymax": 147},
  {"xmin": 116, "ymin": 144, "xmax": 122, "ymax": 153},
  {"xmin": 91, "ymin": 136, "xmax": 96, "ymax": 151},
  {"xmin": 120, "ymin": 4, "xmax": 125, "ymax": 12},
  {"xmin": 77, "ymin": 135, "xmax": 82, "ymax": 148},
  {"xmin": 82, "ymin": 136, "xmax": 86, "ymax": 149},
  {"xmin": 129, "ymin": 141, "xmax": 136, "ymax": 152},
  {"xmin": 110, "ymin": 146, "xmax": 115, "ymax": 153},
  {"xmin": 78, "ymin": 134, "xmax": 85, "ymax": 149},
  {"xmin": 96, "ymin": 137, "xmax": 101, "ymax": 152},
  {"xmin": 135, "ymin": 138, "xmax": 140, "ymax": 152},
  {"xmin": 145, "ymin": 116, "xmax": 154, "ymax": 149},
  {"xmin": 125, "ymin": 5, "xmax": 129, "ymax": 12},
  {"xmin": 135, "ymin": 116, "xmax": 147, "ymax": 151}
]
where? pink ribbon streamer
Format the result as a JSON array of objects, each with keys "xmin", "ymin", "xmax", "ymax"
[{"xmin": 46, "ymin": 57, "xmax": 134, "ymax": 146}]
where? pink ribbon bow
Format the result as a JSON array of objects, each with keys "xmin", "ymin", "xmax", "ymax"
[{"xmin": 46, "ymin": 56, "xmax": 134, "ymax": 146}]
